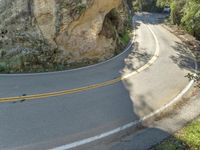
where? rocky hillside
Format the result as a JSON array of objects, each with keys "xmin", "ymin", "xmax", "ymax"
[{"xmin": 0, "ymin": 0, "xmax": 130, "ymax": 72}]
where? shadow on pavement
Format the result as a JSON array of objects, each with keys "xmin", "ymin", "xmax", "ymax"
[
  {"xmin": 133, "ymin": 12, "xmax": 168, "ymax": 29},
  {"xmin": 170, "ymin": 42, "xmax": 197, "ymax": 73},
  {"xmin": 121, "ymin": 42, "xmax": 152, "ymax": 74},
  {"xmin": 109, "ymin": 13, "xmax": 190, "ymax": 150},
  {"xmin": 0, "ymin": 12, "xmax": 191, "ymax": 150},
  {"xmin": 107, "ymin": 127, "xmax": 189, "ymax": 150}
]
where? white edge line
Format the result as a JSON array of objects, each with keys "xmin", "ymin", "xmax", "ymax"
[
  {"xmin": 122, "ymin": 24, "xmax": 159, "ymax": 80},
  {"xmin": 51, "ymin": 23, "xmax": 198, "ymax": 150},
  {"xmin": 51, "ymin": 80, "xmax": 195, "ymax": 150},
  {"xmin": 0, "ymin": 43, "xmax": 132, "ymax": 77},
  {"xmin": 0, "ymin": 20, "xmax": 136, "ymax": 77}
]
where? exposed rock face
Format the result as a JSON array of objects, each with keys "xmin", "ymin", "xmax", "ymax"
[{"xmin": 0, "ymin": 0, "xmax": 129, "ymax": 72}]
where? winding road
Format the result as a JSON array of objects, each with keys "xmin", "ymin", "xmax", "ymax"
[{"xmin": 0, "ymin": 13, "xmax": 196, "ymax": 150}]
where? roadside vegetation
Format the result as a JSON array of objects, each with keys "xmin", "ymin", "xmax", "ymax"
[
  {"xmin": 131, "ymin": 0, "xmax": 200, "ymax": 40},
  {"xmin": 119, "ymin": 15, "xmax": 132, "ymax": 48},
  {"xmin": 0, "ymin": 0, "xmax": 198, "ymax": 75},
  {"xmin": 0, "ymin": 1, "xmax": 132, "ymax": 73},
  {"xmin": 157, "ymin": 0, "xmax": 200, "ymax": 40},
  {"xmin": 132, "ymin": 0, "xmax": 163, "ymax": 12},
  {"xmin": 151, "ymin": 116, "xmax": 200, "ymax": 150},
  {"xmin": 129, "ymin": 1, "xmax": 200, "ymax": 148},
  {"xmin": 131, "ymin": 0, "xmax": 200, "ymax": 87}
]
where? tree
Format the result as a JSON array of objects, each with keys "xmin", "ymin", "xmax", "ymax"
[
  {"xmin": 156, "ymin": 0, "xmax": 171, "ymax": 7},
  {"xmin": 170, "ymin": 0, "xmax": 186, "ymax": 25},
  {"xmin": 181, "ymin": 0, "xmax": 200, "ymax": 39},
  {"xmin": 132, "ymin": 0, "xmax": 160, "ymax": 12}
]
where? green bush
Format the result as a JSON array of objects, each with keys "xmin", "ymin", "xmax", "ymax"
[
  {"xmin": 120, "ymin": 30, "xmax": 130, "ymax": 45},
  {"xmin": 170, "ymin": 0, "xmax": 186, "ymax": 25},
  {"xmin": 156, "ymin": 0, "xmax": 171, "ymax": 7},
  {"xmin": 0, "ymin": 63, "xmax": 6, "ymax": 72},
  {"xmin": 157, "ymin": 0, "xmax": 200, "ymax": 39},
  {"xmin": 181, "ymin": 0, "xmax": 200, "ymax": 39},
  {"xmin": 133, "ymin": 0, "xmax": 163, "ymax": 12}
]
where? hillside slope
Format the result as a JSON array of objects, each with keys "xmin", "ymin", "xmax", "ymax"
[{"xmin": 0, "ymin": 0, "xmax": 130, "ymax": 72}]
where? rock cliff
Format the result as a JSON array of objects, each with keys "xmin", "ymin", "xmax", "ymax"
[{"xmin": 0, "ymin": 0, "xmax": 130, "ymax": 72}]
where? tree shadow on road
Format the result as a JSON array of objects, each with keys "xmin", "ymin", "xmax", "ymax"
[
  {"xmin": 133, "ymin": 12, "xmax": 167, "ymax": 29},
  {"xmin": 121, "ymin": 42, "xmax": 153, "ymax": 74},
  {"xmin": 170, "ymin": 42, "xmax": 197, "ymax": 73},
  {"xmin": 105, "ymin": 75, "xmax": 191, "ymax": 150},
  {"xmin": 110, "ymin": 14, "xmax": 192, "ymax": 148}
]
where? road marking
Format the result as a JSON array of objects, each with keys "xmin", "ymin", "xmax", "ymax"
[
  {"xmin": 51, "ymin": 80, "xmax": 195, "ymax": 150},
  {"xmin": 0, "ymin": 24, "xmax": 159, "ymax": 103},
  {"xmin": 51, "ymin": 24, "xmax": 198, "ymax": 150},
  {"xmin": 121, "ymin": 25, "xmax": 159, "ymax": 80},
  {"xmin": 0, "ymin": 77, "xmax": 121, "ymax": 103},
  {"xmin": 0, "ymin": 28, "xmax": 135, "ymax": 77}
]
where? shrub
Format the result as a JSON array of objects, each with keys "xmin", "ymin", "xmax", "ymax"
[
  {"xmin": 181, "ymin": 0, "xmax": 200, "ymax": 40},
  {"xmin": 170, "ymin": 0, "xmax": 186, "ymax": 25}
]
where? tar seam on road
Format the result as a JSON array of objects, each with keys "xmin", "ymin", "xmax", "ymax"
[{"xmin": 0, "ymin": 23, "xmax": 159, "ymax": 103}]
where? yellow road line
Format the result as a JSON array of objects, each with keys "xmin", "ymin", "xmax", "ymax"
[
  {"xmin": 0, "ymin": 25, "xmax": 160, "ymax": 103},
  {"xmin": 0, "ymin": 77, "xmax": 121, "ymax": 103}
]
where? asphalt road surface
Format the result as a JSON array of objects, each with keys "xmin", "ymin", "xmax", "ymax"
[{"xmin": 0, "ymin": 13, "xmax": 196, "ymax": 150}]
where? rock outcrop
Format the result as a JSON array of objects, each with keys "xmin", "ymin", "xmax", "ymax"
[{"xmin": 0, "ymin": 0, "xmax": 130, "ymax": 72}]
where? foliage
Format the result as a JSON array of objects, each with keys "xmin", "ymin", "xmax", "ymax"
[
  {"xmin": 132, "ymin": 0, "xmax": 165, "ymax": 12},
  {"xmin": 155, "ymin": 0, "xmax": 200, "ymax": 40},
  {"xmin": 155, "ymin": 0, "xmax": 200, "ymax": 88},
  {"xmin": 152, "ymin": 117, "xmax": 200, "ymax": 150},
  {"xmin": 181, "ymin": 0, "xmax": 200, "ymax": 39},
  {"xmin": 130, "ymin": 0, "xmax": 200, "ymax": 87},
  {"xmin": 170, "ymin": 0, "xmax": 186, "ymax": 25},
  {"xmin": 156, "ymin": 0, "xmax": 171, "ymax": 7},
  {"xmin": 187, "ymin": 73, "xmax": 200, "ymax": 88},
  {"xmin": 120, "ymin": 30, "xmax": 130, "ymax": 46}
]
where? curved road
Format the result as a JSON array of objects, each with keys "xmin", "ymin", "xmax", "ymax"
[{"xmin": 0, "ymin": 13, "xmax": 196, "ymax": 150}]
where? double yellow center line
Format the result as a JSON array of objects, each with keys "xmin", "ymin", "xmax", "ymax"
[
  {"xmin": 0, "ymin": 25, "xmax": 159, "ymax": 103},
  {"xmin": 0, "ymin": 77, "xmax": 122, "ymax": 103}
]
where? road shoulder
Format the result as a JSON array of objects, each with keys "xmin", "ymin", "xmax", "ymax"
[{"xmin": 92, "ymin": 87, "xmax": 200, "ymax": 150}]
